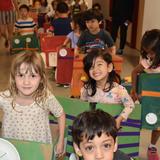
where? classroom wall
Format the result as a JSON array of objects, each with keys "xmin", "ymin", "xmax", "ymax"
[
  {"xmin": 136, "ymin": 0, "xmax": 160, "ymax": 50},
  {"xmin": 92, "ymin": 0, "xmax": 110, "ymax": 18}
]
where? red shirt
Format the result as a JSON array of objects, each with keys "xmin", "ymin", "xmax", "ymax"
[{"xmin": 0, "ymin": 0, "xmax": 14, "ymax": 11}]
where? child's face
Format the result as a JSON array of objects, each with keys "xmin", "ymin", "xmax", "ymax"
[
  {"xmin": 15, "ymin": 63, "xmax": 41, "ymax": 98},
  {"xmin": 20, "ymin": 8, "xmax": 29, "ymax": 19},
  {"xmin": 89, "ymin": 56, "xmax": 113, "ymax": 86},
  {"xmin": 70, "ymin": 21, "xmax": 75, "ymax": 30},
  {"xmin": 34, "ymin": 1, "xmax": 41, "ymax": 9},
  {"xmin": 86, "ymin": 19, "xmax": 101, "ymax": 34},
  {"xmin": 143, "ymin": 47, "xmax": 156, "ymax": 60},
  {"xmin": 74, "ymin": 133, "xmax": 117, "ymax": 160}
]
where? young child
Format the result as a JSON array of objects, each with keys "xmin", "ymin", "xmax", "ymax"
[
  {"xmin": 62, "ymin": 13, "xmax": 84, "ymax": 49},
  {"xmin": 81, "ymin": 48, "xmax": 135, "ymax": 129},
  {"xmin": 76, "ymin": 9, "xmax": 116, "ymax": 55},
  {"xmin": 131, "ymin": 29, "xmax": 160, "ymax": 160},
  {"xmin": 51, "ymin": 1, "xmax": 72, "ymax": 35},
  {"xmin": 72, "ymin": 109, "xmax": 131, "ymax": 160},
  {"xmin": 71, "ymin": 0, "xmax": 88, "ymax": 15},
  {"xmin": 0, "ymin": 51, "xmax": 65, "ymax": 157},
  {"xmin": 15, "ymin": 4, "xmax": 37, "ymax": 36}
]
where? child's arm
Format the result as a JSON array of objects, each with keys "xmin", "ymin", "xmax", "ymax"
[
  {"xmin": 56, "ymin": 111, "xmax": 66, "ymax": 156},
  {"xmin": 116, "ymin": 85, "xmax": 135, "ymax": 129},
  {"xmin": 107, "ymin": 45, "xmax": 116, "ymax": 55},
  {"xmin": 12, "ymin": 0, "xmax": 19, "ymax": 16},
  {"xmin": 131, "ymin": 64, "xmax": 144, "ymax": 101},
  {"xmin": 62, "ymin": 37, "xmax": 70, "ymax": 48}
]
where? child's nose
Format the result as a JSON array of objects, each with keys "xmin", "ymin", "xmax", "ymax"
[
  {"xmin": 95, "ymin": 148, "xmax": 104, "ymax": 159},
  {"xmin": 23, "ymin": 76, "xmax": 30, "ymax": 84}
]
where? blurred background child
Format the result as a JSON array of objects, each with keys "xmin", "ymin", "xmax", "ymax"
[
  {"xmin": 62, "ymin": 13, "xmax": 85, "ymax": 49},
  {"xmin": 51, "ymin": 1, "xmax": 72, "ymax": 35},
  {"xmin": 15, "ymin": 4, "xmax": 37, "ymax": 36},
  {"xmin": 76, "ymin": 9, "xmax": 115, "ymax": 55}
]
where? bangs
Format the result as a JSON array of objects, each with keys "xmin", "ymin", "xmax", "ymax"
[{"xmin": 15, "ymin": 62, "xmax": 40, "ymax": 75}]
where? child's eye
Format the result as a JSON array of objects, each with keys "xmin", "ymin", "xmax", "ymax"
[
  {"xmin": 98, "ymin": 63, "xmax": 102, "ymax": 66},
  {"xmin": 85, "ymin": 145, "xmax": 94, "ymax": 152},
  {"xmin": 31, "ymin": 74, "xmax": 36, "ymax": 78},
  {"xmin": 103, "ymin": 143, "xmax": 112, "ymax": 149},
  {"xmin": 17, "ymin": 74, "xmax": 24, "ymax": 77}
]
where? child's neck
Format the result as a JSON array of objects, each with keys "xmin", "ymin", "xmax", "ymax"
[
  {"xmin": 89, "ymin": 28, "xmax": 100, "ymax": 35},
  {"xmin": 21, "ymin": 16, "xmax": 28, "ymax": 20},
  {"xmin": 15, "ymin": 95, "xmax": 34, "ymax": 106},
  {"xmin": 96, "ymin": 81, "xmax": 110, "ymax": 90},
  {"xmin": 74, "ymin": 28, "xmax": 81, "ymax": 36},
  {"xmin": 58, "ymin": 13, "xmax": 68, "ymax": 18}
]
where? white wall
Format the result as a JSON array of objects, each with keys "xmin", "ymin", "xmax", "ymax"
[
  {"xmin": 142, "ymin": 0, "xmax": 160, "ymax": 34},
  {"xmin": 136, "ymin": 0, "xmax": 160, "ymax": 49},
  {"xmin": 92, "ymin": 0, "xmax": 109, "ymax": 18}
]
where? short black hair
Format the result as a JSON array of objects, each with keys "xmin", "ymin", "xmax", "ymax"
[
  {"xmin": 72, "ymin": 12, "xmax": 86, "ymax": 31},
  {"xmin": 72, "ymin": 109, "xmax": 118, "ymax": 147},
  {"xmin": 56, "ymin": 2, "xmax": 69, "ymax": 13},
  {"xmin": 19, "ymin": 4, "xmax": 30, "ymax": 12},
  {"xmin": 83, "ymin": 9, "xmax": 103, "ymax": 22}
]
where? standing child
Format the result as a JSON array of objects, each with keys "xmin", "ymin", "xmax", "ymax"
[
  {"xmin": 131, "ymin": 29, "xmax": 160, "ymax": 160},
  {"xmin": 62, "ymin": 13, "xmax": 85, "ymax": 49},
  {"xmin": 72, "ymin": 109, "xmax": 131, "ymax": 160},
  {"xmin": 51, "ymin": 1, "xmax": 72, "ymax": 35},
  {"xmin": 81, "ymin": 48, "xmax": 135, "ymax": 129},
  {"xmin": 76, "ymin": 9, "xmax": 116, "ymax": 55},
  {"xmin": 0, "ymin": 51, "xmax": 65, "ymax": 157},
  {"xmin": 15, "ymin": 4, "xmax": 37, "ymax": 36}
]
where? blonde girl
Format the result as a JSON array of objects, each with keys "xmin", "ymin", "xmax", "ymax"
[{"xmin": 0, "ymin": 51, "xmax": 65, "ymax": 157}]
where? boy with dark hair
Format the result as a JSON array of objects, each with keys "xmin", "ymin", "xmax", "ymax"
[
  {"xmin": 15, "ymin": 4, "xmax": 37, "ymax": 36},
  {"xmin": 76, "ymin": 9, "xmax": 115, "ymax": 55},
  {"xmin": 72, "ymin": 109, "xmax": 131, "ymax": 160},
  {"xmin": 51, "ymin": 2, "xmax": 72, "ymax": 35}
]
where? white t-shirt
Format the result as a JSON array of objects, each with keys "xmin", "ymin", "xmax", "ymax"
[{"xmin": 0, "ymin": 90, "xmax": 63, "ymax": 144}]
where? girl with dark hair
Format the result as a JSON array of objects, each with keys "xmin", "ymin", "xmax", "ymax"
[
  {"xmin": 131, "ymin": 29, "xmax": 160, "ymax": 160},
  {"xmin": 81, "ymin": 48, "xmax": 135, "ymax": 129}
]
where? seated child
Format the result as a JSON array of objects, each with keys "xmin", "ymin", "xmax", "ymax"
[
  {"xmin": 51, "ymin": 1, "xmax": 72, "ymax": 35},
  {"xmin": 15, "ymin": 4, "xmax": 37, "ymax": 36},
  {"xmin": 81, "ymin": 48, "xmax": 135, "ymax": 129},
  {"xmin": 76, "ymin": 9, "xmax": 116, "ymax": 55},
  {"xmin": 72, "ymin": 109, "xmax": 132, "ymax": 160}
]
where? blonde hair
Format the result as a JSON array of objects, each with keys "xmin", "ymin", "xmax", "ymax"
[{"xmin": 9, "ymin": 51, "xmax": 48, "ymax": 105}]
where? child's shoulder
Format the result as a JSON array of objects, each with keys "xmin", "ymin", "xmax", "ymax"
[
  {"xmin": 114, "ymin": 150, "xmax": 131, "ymax": 160},
  {"xmin": 17, "ymin": 17, "xmax": 34, "ymax": 22},
  {"xmin": 0, "ymin": 90, "xmax": 11, "ymax": 98},
  {"xmin": 112, "ymin": 82, "xmax": 125, "ymax": 90}
]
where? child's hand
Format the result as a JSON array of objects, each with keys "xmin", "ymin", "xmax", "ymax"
[
  {"xmin": 115, "ymin": 116, "xmax": 124, "ymax": 129},
  {"xmin": 55, "ymin": 140, "xmax": 64, "ymax": 158},
  {"xmin": 130, "ymin": 89, "xmax": 139, "ymax": 102}
]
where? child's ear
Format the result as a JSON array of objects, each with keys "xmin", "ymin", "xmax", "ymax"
[
  {"xmin": 107, "ymin": 63, "xmax": 113, "ymax": 73},
  {"xmin": 114, "ymin": 138, "xmax": 118, "ymax": 152},
  {"xmin": 73, "ymin": 142, "xmax": 83, "ymax": 157}
]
